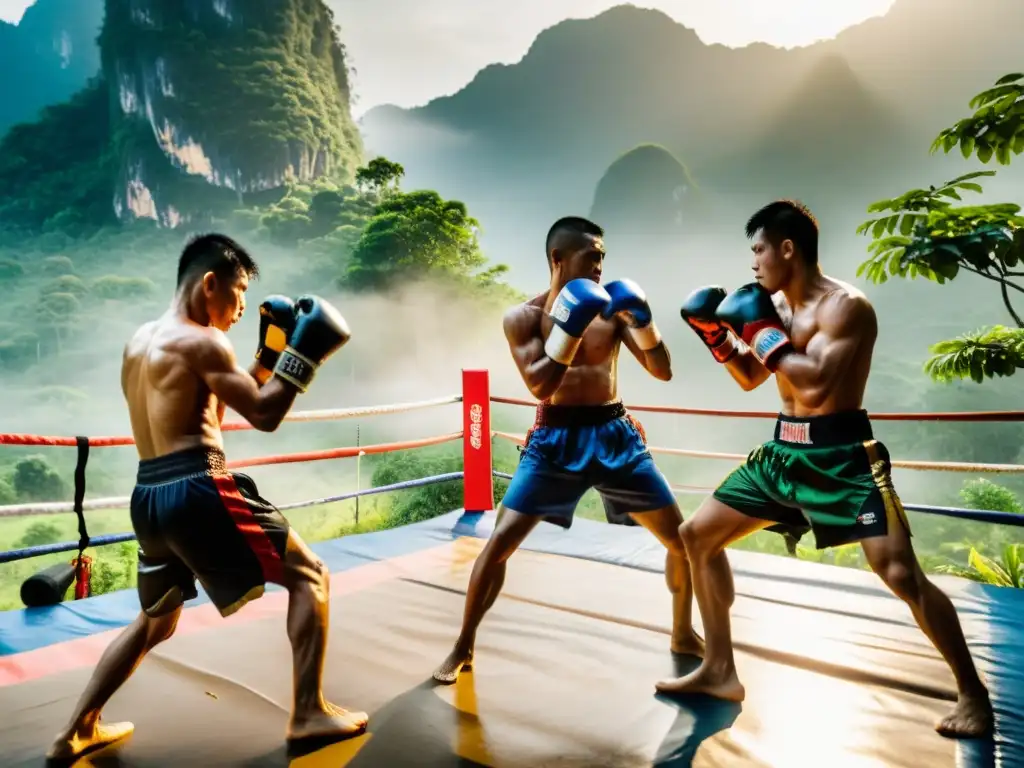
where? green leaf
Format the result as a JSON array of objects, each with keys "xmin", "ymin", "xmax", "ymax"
[
  {"xmin": 871, "ymin": 218, "xmax": 888, "ymax": 239},
  {"xmin": 968, "ymin": 548, "xmax": 1010, "ymax": 587},
  {"xmin": 996, "ymin": 92, "xmax": 1022, "ymax": 113},
  {"xmin": 995, "ymin": 73, "xmax": 1024, "ymax": 85},
  {"xmin": 978, "ymin": 144, "xmax": 994, "ymax": 163},
  {"xmin": 960, "ymin": 135, "xmax": 976, "ymax": 158},
  {"xmin": 942, "ymin": 132, "xmax": 958, "ymax": 153},
  {"xmin": 957, "ymin": 182, "xmax": 984, "ymax": 194},
  {"xmin": 899, "ymin": 214, "xmax": 917, "ymax": 235}
]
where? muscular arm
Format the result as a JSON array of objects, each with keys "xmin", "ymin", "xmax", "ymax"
[
  {"xmin": 192, "ymin": 331, "xmax": 299, "ymax": 432},
  {"xmin": 620, "ymin": 324, "xmax": 672, "ymax": 381},
  {"xmin": 724, "ymin": 348, "xmax": 772, "ymax": 391},
  {"xmin": 774, "ymin": 293, "xmax": 876, "ymax": 408},
  {"xmin": 504, "ymin": 306, "xmax": 570, "ymax": 401}
]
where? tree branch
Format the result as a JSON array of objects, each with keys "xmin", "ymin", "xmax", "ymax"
[{"xmin": 958, "ymin": 263, "xmax": 1024, "ymax": 296}]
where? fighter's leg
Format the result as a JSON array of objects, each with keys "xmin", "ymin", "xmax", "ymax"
[
  {"xmin": 167, "ymin": 472, "xmax": 366, "ymax": 742},
  {"xmin": 627, "ymin": 503, "xmax": 703, "ymax": 657},
  {"xmin": 273, "ymin": 529, "xmax": 368, "ymax": 742},
  {"xmin": 433, "ymin": 506, "xmax": 539, "ymax": 683},
  {"xmin": 859, "ymin": 514, "xmax": 992, "ymax": 738},
  {"xmin": 46, "ymin": 606, "xmax": 181, "ymax": 762}
]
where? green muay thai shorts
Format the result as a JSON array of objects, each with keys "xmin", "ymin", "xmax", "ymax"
[{"xmin": 712, "ymin": 409, "xmax": 911, "ymax": 549}]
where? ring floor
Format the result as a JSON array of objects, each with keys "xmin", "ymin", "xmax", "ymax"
[{"xmin": 0, "ymin": 510, "xmax": 1021, "ymax": 767}]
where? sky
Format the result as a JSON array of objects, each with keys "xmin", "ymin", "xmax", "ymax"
[{"xmin": 0, "ymin": 0, "xmax": 898, "ymax": 115}]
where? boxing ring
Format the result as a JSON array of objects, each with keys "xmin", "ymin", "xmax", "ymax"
[{"xmin": 0, "ymin": 370, "xmax": 1021, "ymax": 767}]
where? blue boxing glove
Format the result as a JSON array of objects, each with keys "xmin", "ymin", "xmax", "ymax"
[
  {"xmin": 544, "ymin": 278, "xmax": 612, "ymax": 364},
  {"xmin": 602, "ymin": 279, "xmax": 662, "ymax": 350}
]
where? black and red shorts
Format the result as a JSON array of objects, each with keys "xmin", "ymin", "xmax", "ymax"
[{"xmin": 130, "ymin": 447, "xmax": 290, "ymax": 618}]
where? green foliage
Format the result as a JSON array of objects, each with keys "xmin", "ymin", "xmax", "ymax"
[
  {"xmin": 0, "ymin": 79, "xmax": 116, "ymax": 238},
  {"xmin": 858, "ymin": 72, "xmax": 1024, "ymax": 383},
  {"xmin": 41, "ymin": 256, "xmax": 74, "ymax": 276},
  {"xmin": 11, "ymin": 456, "xmax": 66, "ymax": 502},
  {"xmin": 960, "ymin": 477, "xmax": 1024, "ymax": 514},
  {"xmin": 355, "ymin": 157, "xmax": 405, "ymax": 197},
  {"xmin": 931, "ymin": 73, "xmax": 1024, "ymax": 165},
  {"xmin": 939, "ymin": 545, "xmax": 1024, "ymax": 588},
  {"xmin": 91, "ymin": 275, "xmax": 156, "ymax": 300},
  {"xmin": 924, "ymin": 326, "xmax": 1024, "ymax": 382},
  {"xmin": 16, "ymin": 521, "xmax": 62, "ymax": 549},
  {"xmin": 345, "ymin": 190, "xmax": 489, "ymax": 290}
]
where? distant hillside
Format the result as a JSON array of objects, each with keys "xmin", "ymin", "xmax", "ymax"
[
  {"xmin": 0, "ymin": 0, "xmax": 362, "ymax": 236},
  {"xmin": 0, "ymin": 0, "xmax": 103, "ymax": 137},
  {"xmin": 590, "ymin": 143, "xmax": 701, "ymax": 239},
  {"xmin": 360, "ymin": 0, "xmax": 1024, "ymax": 271}
]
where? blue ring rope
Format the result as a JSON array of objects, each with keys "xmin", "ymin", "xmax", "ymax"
[
  {"xmin": 0, "ymin": 472, "xmax": 465, "ymax": 565},
  {"xmin": 1, "ymin": 469, "xmax": 1021, "ymax": 565}
]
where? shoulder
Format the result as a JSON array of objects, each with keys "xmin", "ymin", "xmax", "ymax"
[
  {"xmin": 819, "ymin": 280, "xmax": 875, "ymax": 334},
  {"xmin": 502, "ymin": 295, "xmax": 545, "ymax": 341},
  {"xmin": 181, "ymin": 324, "xmax": 236, "ymax": 371}
]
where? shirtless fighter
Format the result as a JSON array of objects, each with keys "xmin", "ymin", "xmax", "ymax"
[
  {"xmin": 659, "ymin": 200, "xmax": 993, "ymax": 738},
  {"xmin": 47, "ymin": 234, "xmax": 367, "ymax": 763},
  {"xmin": 433, "ymin": 216, "xmax": 702, "ymax": 684}
]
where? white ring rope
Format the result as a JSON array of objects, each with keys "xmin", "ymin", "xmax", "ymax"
[{"xmin": 267, "ymin": 394, "xmax": 462, "ymax": 425}]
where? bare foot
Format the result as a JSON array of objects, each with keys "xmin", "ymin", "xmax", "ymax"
[
  {"xmin": 45, "ymin": 720, "xmax": 134, "ymax": 763},
  {"xmin": 935, "ymin": 691, "xmax": 993, "ymax": 739},
  {"xmin": 671, "ymin": 630, "xmax": 705, "ymax": 658},
  {"xmin": 432, "ymin": 647, "xmax": 473, "ymax": 685},
  {"xmin": 655, "ymin": 663, "xmax": 746, "ymax": 702},
  {"xmin": 287, "ymin": 702, "xmax": 368, "ymax": 743}
]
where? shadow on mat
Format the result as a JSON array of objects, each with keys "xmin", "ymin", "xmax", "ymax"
[
  {"xmin": 244, "ymin": 680, "xmax": 491, "ymax": 767},
  {"xmin": 651, "ymin": 655, "xmax": 742, "ymax": 767}
]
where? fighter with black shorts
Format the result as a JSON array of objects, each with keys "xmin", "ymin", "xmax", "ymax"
[
  {"xmin": 433, "ymin": 216, "xmax": 703, "ymax": 685},
  {"xmin": 46, "ymin": 234, "xmax": 365, "ymax": 763}
]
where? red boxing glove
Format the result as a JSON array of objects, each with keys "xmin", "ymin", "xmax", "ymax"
[{"xmin": 714, "ymin": 283, "xmax": 792, "ymax": 371}]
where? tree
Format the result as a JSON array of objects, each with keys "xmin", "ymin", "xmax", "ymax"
[
  {"xmin": 344, "ymin": 189, "xmax": 490, "ymax": 289},
  {"xmin": 12, "ymin": 456, "xmax": 67, "ymax": 501},
  {"xmin": 856, "ymin": 72, "xmax": 1024, "ymax": 383},
  {"xmin": 355, "ymin": 157, "xmax": 404, "ymax": 197}
]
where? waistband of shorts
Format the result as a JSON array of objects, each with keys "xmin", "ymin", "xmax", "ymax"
[
  {"xmin": 534, "ymin": 400, "xmax": 626, "ymax": 428},
  {"xmin": 773, "ymin": 410, "xmax": 873, "ymax": 447},
  {"xmin": 136, "ymin": 447, "xmax": 228, "ymax": 485}
]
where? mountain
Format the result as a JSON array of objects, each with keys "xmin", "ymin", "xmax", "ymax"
[
  {"xmin": 590, "ymin": 143, "xmax": 701, "ymax": 239},
  {"xmin": 0, "ymin": 0, "xmax": 362, "ymax": 234},
  {"xmin": 360, "ymin": 0, "xmax": 1024, "ymax": 272},
  {"xmin": 0, "ymin": 0, "xmax": 104, "ymax": 137}
]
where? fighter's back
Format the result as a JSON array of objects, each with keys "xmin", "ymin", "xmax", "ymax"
[{"xmin": 122, "ymin": 312, "xmax": 224, "ymax": 460}]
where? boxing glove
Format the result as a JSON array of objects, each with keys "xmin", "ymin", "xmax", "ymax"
[
  {"xmin": 273, "ymin": 295, "xmax": 352, "ymax": 392},
  {"xmin": 602, "ymin": 279, "xmax": 662, "ymax": 350},
  {"xmin": 715, "ymin": 283, "xmax": 792, "ymax": 371},
  {"xmin": 255, "ymin": 295, "xmax": 296, "ymax": 373},
  {"xmin": 679, "ymin": 286, "xmax": 739, "ymax": 364},
  {"xmin": 544, "ymin": 279, "xmax": 612, "ymax": 365}
]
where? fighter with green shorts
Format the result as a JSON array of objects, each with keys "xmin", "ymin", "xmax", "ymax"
[
  {"xmin": 658, "ymin": 200, "xmax": 992, "ymax": 740},
  {"xmin": 714, "ymin": 408, "xmax": 910, "ymax": 549}
]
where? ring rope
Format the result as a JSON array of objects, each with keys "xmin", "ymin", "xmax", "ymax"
[
  {"xmin": 490, "ymin": 396, "xmax": 1024, "ymax": 422},
  {"xmin": 0, "ymin": 471, "xmax": 468, "ymax": 565},
  {"xmin": 0, "ymin": 432, "xmax": 463, "ymax": 518},
  {"xmin": 491, "ymin": 431, "xmax": 1024, "ymax": 474},
  {"xmin": 0, "ymin": 395, "xmax": 463, "ymax": 448}
]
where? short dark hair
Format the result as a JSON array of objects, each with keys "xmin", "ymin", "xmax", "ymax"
[
  {"xmin": 745, "ymin": 200, "xmax": 819, "ymax": 265},
  {"xmin": 545, "ymin": 216, "xmax": 604, "ymax": 264},
  {"xmin": 176, "ymin": 233, "xmax": 259, "ymax": 287}
]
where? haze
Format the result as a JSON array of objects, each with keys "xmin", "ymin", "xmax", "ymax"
[{"xmin": 0, "ymin": 0, "xmax": 898, "ymax": 114}]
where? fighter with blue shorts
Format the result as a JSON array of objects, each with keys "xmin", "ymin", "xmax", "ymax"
[{"xmin": 433, "ymin": 216, "xmax": 703, "ymax": 684}]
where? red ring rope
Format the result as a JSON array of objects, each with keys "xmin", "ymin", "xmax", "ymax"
[{"xmin": 490, "ymin": 396, "xmax": 1024, "ymax": 422}]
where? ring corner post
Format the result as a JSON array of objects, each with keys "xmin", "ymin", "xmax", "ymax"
[{"xmin": 458, "ymin": 369, "xmax": 493, "ymax": 532}]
